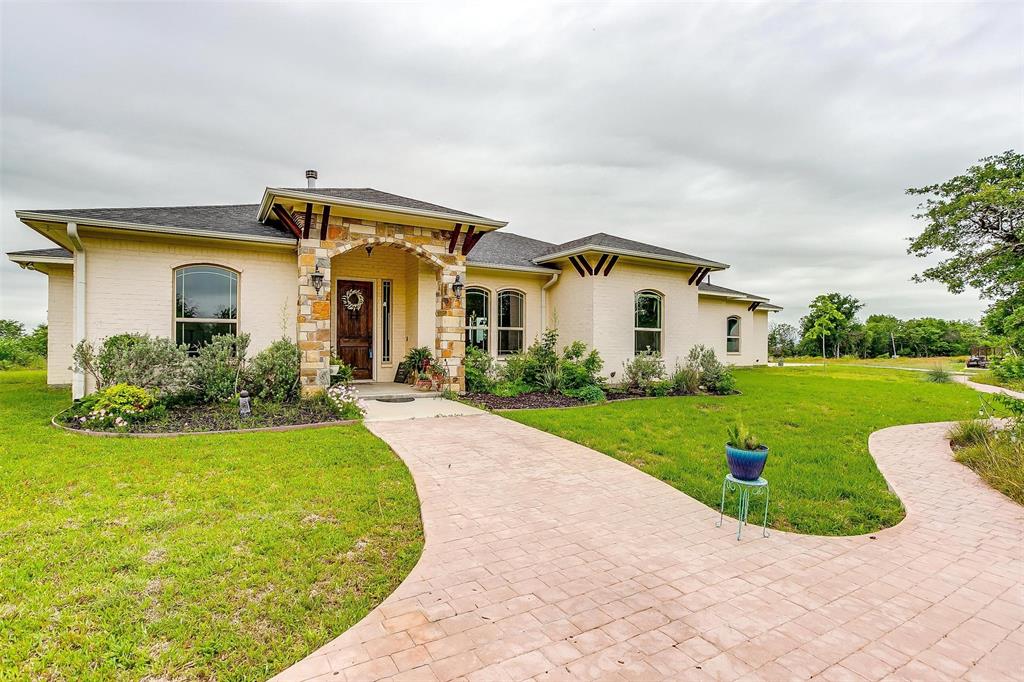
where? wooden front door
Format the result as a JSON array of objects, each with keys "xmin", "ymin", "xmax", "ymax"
[{"xmin": 337, "ymin": 280, "xmax": 373, "ymax": 380}]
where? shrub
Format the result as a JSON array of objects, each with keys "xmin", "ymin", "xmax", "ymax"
[
  {"xmin": 537, "ymin": 365, "xmax": 562, "ymax": 393},
  {"xmin": 646, "ymin": 380, "xmax": 672, "ymax": 397},
  {"xmin": 71, "ymin": 383, "xmax": 159, "ymax": 429},
  {"xmin": 519, "ymin": 328, "xmax": 560, "ymax": 387},
  {"xmin": 561, "ymin": 385, "xmax": 605, "ymax": 404},
  {"xmin": 559, "ymin": 340, "xmax": 604, "ymax": 390},
  {"xmin": 686, "ymin": 344, "xmax": 736, "ymax": 395},
  {"xmin": 670, "ymin": 362, "xmax": 700, "ymax": 395},
  {"xmin": 492, "ymin": 380, "xmax": 533, "ymax": 397},
  {"xmin": 499, "ymin": 352, "xmax": 528, "ymax": 384},
  {"xmin": 246, "ymin": 339, "xmax": 300, "ymax": 402},
  {"xmin": 72, "ymin": 333, "xmax": 189, "ymax": 393},
  {"xmin": 924, "ymin": 366, "xmax": 953, "ymax": 383},
  {"xmin": 187, "ymin": 333, "xmax": 250, "ymax": 403},
  {"xmin": 623, "ymin": 351, "xmax": 665, "ymax": 390},
  {"xmin": 993, "ymin": 355, "xmax": 1024, "ymax": 382},
  {"xmin": 946, "ymin": 420, "xmax": 993, "ymax": 449},
  {"xmin": 464, "ymin": 345, "xmax": 495, "ymax": 392}
]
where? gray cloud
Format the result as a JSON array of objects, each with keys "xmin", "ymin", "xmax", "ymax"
[{"xmin": 2, "ymin": 1, "xmax": 1021, "ymax": 329}]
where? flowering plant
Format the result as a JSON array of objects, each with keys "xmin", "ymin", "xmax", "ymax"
[
  {"xmin": 72, "ymin": 383, "xmax": 159, "ymax": 430},
  {"xmin": 327, "ymin": 382, "xmax": 366, "ymax": 420}
]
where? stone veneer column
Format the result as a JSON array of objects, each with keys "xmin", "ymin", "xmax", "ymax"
[
  {"xmin": 297, "ymin": 239, "xmax": 332, "ymax": 395},
  {"xmin": 436, "ymin": 266, "xmax": 466, "ymax": 392}
]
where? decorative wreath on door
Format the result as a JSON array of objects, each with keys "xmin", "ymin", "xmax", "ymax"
[{"xmin": 341, "ymin": 288, "xmax": 365, "ymax": 312}]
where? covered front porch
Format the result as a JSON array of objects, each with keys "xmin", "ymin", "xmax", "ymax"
[{"xmin": 296, "ymin": 227, "xmax": 467, "ymax": 395}]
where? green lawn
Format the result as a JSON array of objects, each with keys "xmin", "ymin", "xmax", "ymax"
[
  {"xmin": 786, "ymin": 355, "xmax": 971, "ymax": 372},
  {"xmin": 504, "ymin": 366, "xmax": 986, "ymax": 536},
  {"xmin": 0, "ymin": 370, "xmax": 423, "ymax": 681}
]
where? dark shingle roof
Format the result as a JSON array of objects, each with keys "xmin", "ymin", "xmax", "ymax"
[
  {"xmin": 467, "ymin": 232, "xmax": 557, "ymax": 269},
  {"xmin": 280, "ymin": 188, "xmax": 494, "ymax": 222},
  {"xmin": 22, "ymin": 204, "xmax": 290, "ymax": 241},
  {"xmin": 535, "ymin": 232, "xmax": 727, "ymax": 268},
  {"xmin": 698, "ymin": 281, "xmax": 770, "ymax": 301},
  {"xmin": 7, "ymin": 247, "xmax": 72, "ymax": 259}
]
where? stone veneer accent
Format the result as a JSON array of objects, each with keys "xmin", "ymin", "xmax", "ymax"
[{"xmin": 296, "ymin": 213, "xmax": 467, "ymax": 394}]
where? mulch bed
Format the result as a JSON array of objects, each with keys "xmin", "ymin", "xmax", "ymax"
[
  {"xmin": 61, "ymin": 400, "xmax": 341, "ymax": 434},
  {"xmin": 462, "ymin": 392, "xmax": 586, "ymax": 410}
]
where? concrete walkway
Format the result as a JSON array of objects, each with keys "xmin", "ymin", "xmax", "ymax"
[{"xmin": 273, "ymin": 412, "xmax": 1023, "ymax": 681}]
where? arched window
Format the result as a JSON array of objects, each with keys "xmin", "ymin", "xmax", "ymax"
[
  {"xmin": 727, "ymin": 316, "xmax": 741, "ymax": 353},
  {"xmin": 174, "ymin": 265, "xmax": 238, "ymax": 351},
  {"xmin": 634, "ymin": 290, "xmax": 663, "ymax": 354},
  {"xmin": 497, "ymin": 290, "xmax": 525, "ymax": 356},
  {"xmin": 465, "ymin": 287, "xmax": 490, "ymax": 352}
]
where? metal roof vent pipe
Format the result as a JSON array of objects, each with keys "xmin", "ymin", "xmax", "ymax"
[{"xmin": 305, "ymin": 169, "xmax": 318, "ymax": 189}]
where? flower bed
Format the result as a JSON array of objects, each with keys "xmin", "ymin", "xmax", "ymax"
[
  {"xmin": 60, "ymin": 394, "xmax": 344, "ymax": 434},
  {"xmin": 462, "ymin": 391, "xmax": 587, "ymax": 410},
  {"xmin": 61, "ymin": 332, "xmax": 365, "ymax": 434}
]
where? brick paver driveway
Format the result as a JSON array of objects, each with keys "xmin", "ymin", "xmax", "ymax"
[{"xmin": 273, "ymin": 412, "xmax": 1023, "ymax": 681}]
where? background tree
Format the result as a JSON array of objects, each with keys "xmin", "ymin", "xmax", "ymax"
[
  {"xmin": 0, "ymin": 319, "xmax": 26, "ymax": 339},
  {"xmin": 802, "ymin": 298, "xmax": 845, "ymax": 360},
  {"xmin": 907, "ymin": 150, "xmax": 1022, "ymax": 352},
  {"xmin": 768, "ymin": 322, "xmax": 799, "ymax": 357},
  {"xmin": 799, "ymin": 293, "xmax": 864, "ymax": 357}
]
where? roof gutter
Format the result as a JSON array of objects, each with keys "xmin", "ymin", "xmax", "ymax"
[
  {"xmin": 15, "ymin": 211, "xmax": 297, "ymax": 246},
  {"xmin": 257, "ymin": 188, "xmax": 508, "ymax": 228},
  {"xmin": 465, "ymin": 261, "xmax": 557, "ymax": 274},
  {"xmin": 541, "ymin": 270, "xmax": 560, "ymax": 331},
  {"xmin": 534, "ymin": 244, "xmax": 729, "ymax": 270},
  {"xmin": 67, "ymin": 222, "xmax": 86, "ymax": 400},
  {"xmin": 7, "ymin": 254, "xmax": 74, "ymax": 266}
]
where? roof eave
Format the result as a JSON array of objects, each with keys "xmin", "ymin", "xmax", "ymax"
[
  {"xmin": 15, "ymin": 210, "xmax": 297, "ymax": 246},
  {"xmin": 258, "ymin": 188, "xmax": 508, "ymax": 228},
  {"xmin": 7, "ymin": 253, "xmax": 73, "ymax": 265},
  {"xmin": 466, "ymin": 261, "xmax": 557, "ymax": 274},
  {"xmin": 534, "ymin": 244, "xmax": 729, "ymax": 270}
]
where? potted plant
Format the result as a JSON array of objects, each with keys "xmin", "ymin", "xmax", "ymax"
[
  {"xmin": 403, "ymin": 347, "xmax": 433, "ymax": 384},
  {"xmin": 429, "ymin": 360, "xmax": 447, "ymax": 390},
  {"xmin": 414, "ymin": 371, "xmax": 433, "ymax": 391},
  {"xmin": 725, "ymin": 421, "xmax": 769, "ymax": 481}
]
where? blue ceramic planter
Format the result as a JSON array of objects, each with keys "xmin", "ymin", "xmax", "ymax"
[{"xmin": 725, "ymin": 444, "xmax": 769, "ymax": 481}]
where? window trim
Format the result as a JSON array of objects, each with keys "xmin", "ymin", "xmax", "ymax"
[
  {"xmin": 726, "ymin": 315, "xmax": 741, "ymax": 354},
  {"xmin": 465, "ymin": 286, "xmax": 491, "ymax": 353},
  {"xmin": 634, "ymin": 289, "xmax": 663, "ymax": 355},
  {"xmin": 496, "ymin": 288, "xmax": 525, "ymax": 357},
  {"xmin": 172, "ymin": 263, "xmax": 240, "ymax": 348}
]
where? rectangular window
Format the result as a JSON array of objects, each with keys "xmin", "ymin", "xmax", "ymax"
[
  {"xmin": 381, "ymin": 280, "xmax": 392, "ymax": 363},
  {"xmin": 497, "ymin": 290, "xmax": 524, "ymax": 355}
]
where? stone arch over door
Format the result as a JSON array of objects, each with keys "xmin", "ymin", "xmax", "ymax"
[{"xmin": 297, "ymin": 229, "xmax": 466, "ymax": 395}]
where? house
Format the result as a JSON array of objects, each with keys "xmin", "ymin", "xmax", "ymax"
[{"xmin": 7, "ymin": 172, "xmax": 781, "ymax": 398}]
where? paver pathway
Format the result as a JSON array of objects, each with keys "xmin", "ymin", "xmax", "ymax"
[{"xmin": 273, "ymin": 412, "xmax": 1023, "ymax": 681}]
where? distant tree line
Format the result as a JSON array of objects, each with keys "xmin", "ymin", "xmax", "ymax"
[
  {"xmin": 0, "ymin": 319, "xmax": 47, "ymax": 369},
  {"xmin": 768, "ymin": 295, "xmax": 999, "ymax": 359}
]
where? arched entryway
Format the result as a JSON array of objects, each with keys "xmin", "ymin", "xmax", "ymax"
[{"xmin": 297, "ymin": 233, "xmax": 466, "ymax": 394}]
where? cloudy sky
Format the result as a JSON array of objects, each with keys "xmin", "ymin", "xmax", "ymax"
[{"xmin": 1, "ymin": 2, "xmax": 1021, "ymax": 329}]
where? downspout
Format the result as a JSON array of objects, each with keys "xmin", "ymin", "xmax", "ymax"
[
  {"xmin": 541, "ymin": 270, "xmax": 560, "ymax": 330},
  {"xmin": 67, "ymin": 222, "xmax": 86, "ymax": 400}
]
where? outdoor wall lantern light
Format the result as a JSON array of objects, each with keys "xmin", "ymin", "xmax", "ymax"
[
  {"xmin": 310, "ymin": 263, "xmax": 325, "ymax": 295},
  {"xmin": 452, "ymin": 273, "xmax": 464, "ymax": 301}
]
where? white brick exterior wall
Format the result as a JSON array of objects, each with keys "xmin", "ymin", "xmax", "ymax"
[
  {"xmin": 696, "ymin": 296, "xmax": 771, "ymax": 366},
  {"xmin": 46, "ymin": 265, "xmax": 74, "ymax": 385},
  {"xmin": 464, "ymin": 267, "xmax": 547, "ymax": 357},
  {"xmin": 81, "ymin": 234, "xmax": 296, "ymax": 350}
]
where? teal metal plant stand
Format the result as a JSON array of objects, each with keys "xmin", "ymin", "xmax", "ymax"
[{"xmin": 717, "ymin": 474, "xmax": 770, "ymax": 540}]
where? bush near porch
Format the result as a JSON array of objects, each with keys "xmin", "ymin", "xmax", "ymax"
[
  {"xmin": 0, "ymin": 370, "xmax": 423, "ymax": 681},
  {"xmin": 63, "ymin": 333, "xmax": 363, "ymax": 433},
  {"xmin": 464, "ymin": 328, "xmax": 737, "ymax": 409},
  {"xmin": 504, "ymin": 365, "xmax": 988, "ymax": 535}
]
